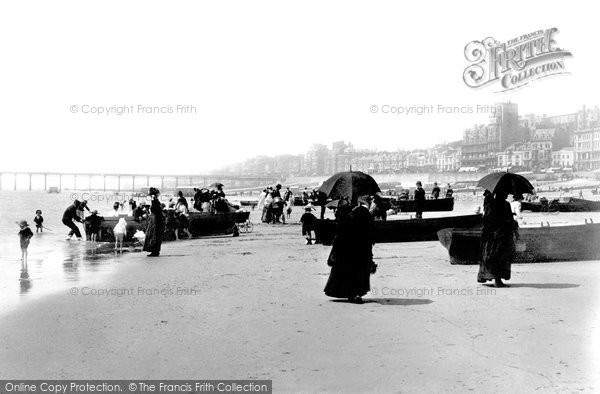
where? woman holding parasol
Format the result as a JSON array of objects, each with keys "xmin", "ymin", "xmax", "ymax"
[
  {"xmin": 319, "ymin": 170, "xmax": 380, "ymax": 303},
  {"xmin": 476, "ymin": 172, "xmax": 533, "ymax": 287}
]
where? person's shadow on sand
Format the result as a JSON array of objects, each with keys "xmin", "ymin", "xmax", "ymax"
[
  {"xmin": 483, "ymin": 283, "xmax": 579, "ymax": 289},
  {"xmin": 331, "ymin": 298, "xmax": 433, "ymax": 306}
]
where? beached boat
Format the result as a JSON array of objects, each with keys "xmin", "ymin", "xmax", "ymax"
[
  {"xmin": 314, "ymin": 214, "xmax": 482, "ymax": 245},
  {"xmin": 521, "ymin": 197, "xmax": 600, "ymax": 212},
  {"xmin": 239, "ymin": 200, "xmax": 258, "ymax": 209},
  {"xmin": 84, "ymin": 210, "xmax": 251, "ymax": 243},
  {"xmin": 389, "ymin": 197, "xmax": 454, "ymax": 213},
  {"xmin": 437, "ymin": 222, "xmax": 600, "ymax": 265}
]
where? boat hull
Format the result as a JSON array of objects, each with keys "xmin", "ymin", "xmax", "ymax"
[
  {"xmin": 437, "ymin": 223, "xmax": 600, "ymax": 264},
  {"xmin": 85, "ymin": 211, "xmax": 250, "ymax": 242},
  {"xmin": 391, "ymin": 197, "xmax": 454, "ymax": 213},
  {"xmin": 314, "ymin": 214, "xmax": 482, "ymax": 245},
  {"xmin": 521, "ymin": 198, "xmax": 600, "ymax": 212},
  {"xmin": 239, "ymin": 200, "xmax": 258, "ymax": 209}
]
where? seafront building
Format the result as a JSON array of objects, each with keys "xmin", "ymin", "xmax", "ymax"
[
  {"xmin": 217, "ymin": 104, "xmax": 600, "ymax": 177},
  {"xmin": 574, "ymin": 127, "xmax": 600, "ymax": 171}
]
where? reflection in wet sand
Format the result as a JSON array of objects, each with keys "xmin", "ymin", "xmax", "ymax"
[
  {"xmin": 1, "ymin": 234, "xmax": 142, "ymax": 315},
  {"xmin": 19, "ymin": 260, "xmax": 32, "ymax": 295}
]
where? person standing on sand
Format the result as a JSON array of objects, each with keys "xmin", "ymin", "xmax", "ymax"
[
  {"xmin": 431, "ymin": 182, "xmax": 440, "ymax": 199},
  {"xmin": 143, "ymin": 187, "xmax": 165, "ymax": 257},
  {"xmin": 324, "ymin": 199, "xmax": 375, "ymax": 304},
  {"xmin": 176, "ymin": 205, "xmax": 193, "ymax": 240},
  {"xmin": 62, "ymin": 200, "xmax": 84, "ymax": 240},
  {"xmin": 176, "ymin": 190, "xmax": 188, "ymax": 212},
  {"xmin": 414, "ymin": 181, "xmax": 425, "ymax": 219},
  {"xmin": 257, "ymin": 189, "xmax": 267, "ymax": 212},
  {"xmin": 445, "ymin": 183, "xmax": 453, "ymax": 198},
  {"xmin": 300, "ymin": 205, "xmax": 317, "ymax": 244},
  {"xmin": 302, "ymin": 187, "xmax": 310, "ymax": 205},
  {"xmin": 478, "ymin": 191, "xmax": 519, "ymax": 288},
  {"xmin": 315, "ymin": 190, "xmax": 327, "ymax": 220},
  {"xmin": 129, "ymin": 198, "xmax": 137, "ymax": 212}
]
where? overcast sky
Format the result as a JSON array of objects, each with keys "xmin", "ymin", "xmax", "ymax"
[{"xmin": 0, "ymin": 1, "xmax": 597, "ymax": 174}]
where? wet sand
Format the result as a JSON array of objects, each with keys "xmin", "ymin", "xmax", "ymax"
[{"xmin": 0, "ymin": 214, "xmax": 599, "ymax": 392}]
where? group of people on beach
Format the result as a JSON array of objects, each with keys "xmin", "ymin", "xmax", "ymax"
[
  {"xmin": 16, "ymin": 183, "xmax": 232, "ymax": 262},
  {"xmin": 257, "ymin": 184, "xmax": 296, "ymax": 224},
  {"xmin": 192, "ymin": 185, "xmax": 229, "ymax": 213}
]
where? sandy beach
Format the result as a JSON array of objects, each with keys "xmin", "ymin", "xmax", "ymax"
[{"xmin": 1, "ymin": 212, "xmax": 599, "ymax": 392}]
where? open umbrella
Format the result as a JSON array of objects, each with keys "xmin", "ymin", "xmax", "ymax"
[
  {"xmin": 209, "ymin": 182, "xmax": 224, "ymax": 189},
  {"xmin": 318, "ymin": 171, "xmax": 380, "ymax": 203},
  {"xmin": 477, "ymin": 172, "xmax": 534, "ymax": 195}
]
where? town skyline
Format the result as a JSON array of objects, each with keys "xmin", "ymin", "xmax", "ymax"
[{"xmin": 215, "ymin": 102, "xmax": 600, "ymax": 177}]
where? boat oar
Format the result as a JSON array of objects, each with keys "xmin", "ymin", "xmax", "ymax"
[{"xmin": 42, "ymin": 226, "xmax": 54, "ymax": 232}]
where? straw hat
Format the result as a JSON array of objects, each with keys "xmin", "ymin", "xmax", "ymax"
[{"xmin": 18, "ymin": 220, "xmax": 28, "ymax": 227}]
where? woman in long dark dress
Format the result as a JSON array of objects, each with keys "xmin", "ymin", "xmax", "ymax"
[
  {"xmin": 324, "ymin": 201, "xmax": 375, "ymax": 303},
  {"xmin": 143, "ymin": 188, "xmax": 165, "ymax": 257},
  {"xmin": 478, "ymin": 191, "xmax": 518, "ymax": 287}
]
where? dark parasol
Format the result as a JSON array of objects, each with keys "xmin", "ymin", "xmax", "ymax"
[
  {"xmin": 318, "ymin": 171, "xmax": 380, "ymax": 204},
  {"xmin": 477, "ymin": 172, "xmax": 534, "ymax": 195}
]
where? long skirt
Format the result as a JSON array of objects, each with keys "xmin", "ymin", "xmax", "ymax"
[
  {"xmin": 143, "ymin": 214, "xmax": 164, "ymax": 253},
  {"xmin": 477, "ymin": 228, "xmax": 514, "ymax": 283},
  {"xmin": 324, "ymin": 241, "xmax": 372, "ymax": 298},
  {"xmin": 324, "ymin": 264, "xmax": 371, "ymax": 298}
]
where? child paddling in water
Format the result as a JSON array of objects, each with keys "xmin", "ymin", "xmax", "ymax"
[
  {"xmin": 17, "ymin": 220, "xmax": 34, "ymax": 263},
  {"xmin": 33, "ymin": 210, "xmax": 44, "ymax": 233}
]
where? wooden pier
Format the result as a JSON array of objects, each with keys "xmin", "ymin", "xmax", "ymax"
[{"xmin": 0, "ymin": 172, "xmax": 279, "ymax": 192}]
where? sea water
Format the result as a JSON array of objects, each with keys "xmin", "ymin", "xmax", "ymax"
[{"xmin": 0, "ymin": 190, "xmax": 159, "ymax": 315}]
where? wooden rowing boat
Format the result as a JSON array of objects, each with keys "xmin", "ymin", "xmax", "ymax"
[
  {"xmin": 389, "ymin": 197, "xmax": 454, "ymax": 213},
  {"xmin": 314, "ymin": 214, "xmax": 482, "ymax": 245},
  {"xmin": 521, "ymin": 197, "xmax": 600, "ymax": 212},
  {"xmin": 239, "ymin": 200, "xmax": 258, "ymax": 208},
  {"xmin": 84, "ymin": 210, "xmax": 250, "ymax": 243},
  {"xmin": 437, "ymin": 222, "xmax": 600, "ymax": 264}
]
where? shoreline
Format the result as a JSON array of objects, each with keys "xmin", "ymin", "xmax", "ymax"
[{"xmin": 0, "ymin": 223, "xmax": 598, "ymax": 392}]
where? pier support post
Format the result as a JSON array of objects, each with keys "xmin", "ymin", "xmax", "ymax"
[
  {"xmin": 74, "ymin": 175, "xmax": 77, "ymax": 191},
  {"xmin": 161, "ymin": 177, "xmax": 164, "ymax": 190},
  {"xmin": 44, "ymin": 174, "xmax": 47, "ymax": 191},
  {"xmin": 89, "ymin": 175, "xmax": 92, "ymax": 191},
  {"xmin": 103, "ymin": 176, "xmax": 106, "ymax": 192},
  {"xmin": 117, "ymin": 175, "xmax": 121, "ymax": 192},
  {"xmin": 28, "ymin": 174, "xmax": 32, "ymax": 191},
  {"xmin": 14, "ymin": 174, "xmax": 17, "ymax": 191},
  {"xmin": 59, "ymin": 175, "xmax": 62, "ymax": 192}
]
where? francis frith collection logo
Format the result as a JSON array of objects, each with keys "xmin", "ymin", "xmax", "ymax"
[{"xmin": 463, "ymin": 28, "xmax": 572, "ymax": 92}]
